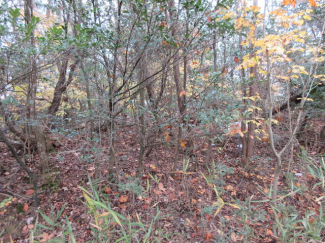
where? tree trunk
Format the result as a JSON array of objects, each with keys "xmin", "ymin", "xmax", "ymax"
[
  {"xmin": 137, "ymin": 55, "xmax": 148, "ymax": 175},
  {"xmin": 0, "ymin": 128, "xmax": 39, "ymax": 206},
  {"xmin": 25, "ymin": 0, "xmax": 50, "ymax": 172},
  {"xmin": 48, "ymin": 58, "xmax": 79, "ymax": 117},
  {"xmin": 169, "ymin": 0, "xmax": 186, "ymax": 171}
]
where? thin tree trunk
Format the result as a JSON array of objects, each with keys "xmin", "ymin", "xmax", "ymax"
[
  {"xmin": 169, "ymin": 0, "xmax": 186, "ymax": 171},
  {"xmin": 48, "ymin": 58, "xmax": 79, "ymax": 117},
  {"xmin": 137, "ymin": 55, "xmax": 147, "ymax": 175},
  {"xmin": 0, "ymin": 128, "xmax": 39, "ymax": 206}
]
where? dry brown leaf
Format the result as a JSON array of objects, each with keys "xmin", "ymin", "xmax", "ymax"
[
  {"xmin": 23, "ymin": 204, "xmax": 29, "ymax": 212},
  {"xmin": 119, "ymin": 195, "xmax": 128, "ymax": 203},
  {"xmin": 231, "ymin": 232, "xmax": 237, "ymax": 241},
  {"xmin": 266, "ymin": 229, "xmax": 273, "ymax": 236},
  {"xmin": 204, "ymin": 232, "xmax": 214, "ymax": 242},
  {"xmin": 105, "ymin": 187, "xmax": 111, "ymax": 194},
  {"xmin": 26, "ymin": 189, "xmax": 35, "ymax": 195},
  {"xmin": 158, "ymin": 182, "xmax": 165, "ymax": 191}
]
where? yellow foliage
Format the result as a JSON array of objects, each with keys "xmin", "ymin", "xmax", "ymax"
[{"xmin": 303, "ymin": 15, "xmax": 312, "ymax": 20}]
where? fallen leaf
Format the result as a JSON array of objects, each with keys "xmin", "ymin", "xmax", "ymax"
[
  {"xmin": 105, "ymin": 187, "xmax": 111, "ymax": 194},
  {"xmin": 119, "ymin": 204, "xmax": 127, "ymax": 210},
  {"xmin": 169, "ymin": 193, "xmax": 178, "ymax": 201},
  {"xmin": 23, "ymin": 204, "xmax": 29, "ymax": 212},
  {"xmin": 149, "ymin": 164, "xmax": 157, "ymax": 170},
  {"xmin": 204, "ymin": 232, "xmax": 214, "ymax": 242},
  {"xmin": 119, "ymin": 195, "xmax": 128, "ymax": 203},
  {"xmin": 154, "ymin": 189, "xmax": 162, "ymax": 195},
  {"xmin": 266, "ymin": 229, "xmax": 273, "ymax": 236},
  {"xmin": 231, "ymin": 232, "xmax": 237, "ymax": 241},
  {"xmin": 225, "ymin": 185, "xmax": 234, "ymax": 191},
  {"xmin": 158, "ymin": 182, "xmax": 165, "ymax": 191},
  {"xmin": 26, "ymin": 189, "xmax": 35, "ymax": 195}
]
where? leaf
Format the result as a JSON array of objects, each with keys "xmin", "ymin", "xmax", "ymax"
[
  {"xmin": 266, "ymin": 229, "xmax": 273, "ymax": 236},
  {"xmin": 158, "ymin": 182, "xmax": 165, "ymax": 191},
  {"xmin": 23, "ymin": 204, "xmax": 29, "ymax": 212},
  {"xmin": 309, "ymin": 0, "xmax": 316, "ymax": 7},
  {"xmin": 303, "ymin": 15, "xmax": 311, "ymax": 20},
  {"xmin": 40, "ymin": 232, "xmax": 54, "ymax": 242},
  {"xmin": 105, "ymin": 187, "xmax": 111, "ymax": 194},
  {"xmin": 276, "ymin": 115, "xmax": 283, "ymax": 122},
  {"xmin": 204, "ymin": 232, "xmax": 214, "ymax": 242},
  {"xmin": 162, "ymin": 40, "xmax": 168, "ymax": 46},
  {"xmin": 163, "ymin": 131, "xmax": 170, "ymax": 142},
  {"xmin": 119, "ymin": 195, "xmax": 128, "ymax": 203},
  {"xmin": 282, "ymin": 0, "xmax": 296, "ymax": 7},
  {"xmin": 149, "ymin": 164, "xmax": 157, "ymax": 170},
  {"xmin": 26, "ymin": 189, "xmax": 35, "ymax": 195},
  {"xmin": 179, "ymin": 90, "xmax": 186, "ymax": 97},
  {"xmin": 231, "ymin": 232, "xmax": 238, "ymax": 241},
  {"xmin": 234, "ymin": 56, "xmax": 240, "ymax": 63}
]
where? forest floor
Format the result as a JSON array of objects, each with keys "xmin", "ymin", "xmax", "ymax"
[{"xmin": 0, "ymin": 124, "xmax": 324, "ymax": 243}]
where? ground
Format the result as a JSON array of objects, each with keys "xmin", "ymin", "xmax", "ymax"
[{"xmin": 0, "ymin": 124, "xmax": 324, "ymax": 243}]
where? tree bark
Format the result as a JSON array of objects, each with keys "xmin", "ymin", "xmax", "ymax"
[
  {"xmin": 48, "ymin": 58, "xmax": 79, "ymax": 117},
  {"xmin": 0, "ymin": 128, "xmax": 39, "ymax": 206}
]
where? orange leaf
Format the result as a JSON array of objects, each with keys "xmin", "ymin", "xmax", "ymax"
[
  {"xmin": 276, "ymin": 115, "xmax": 283, "ymax": 122},
  {"xmin": 234, "ymin": 56, "xmax": 240, "ymax": 63},
  {"xmin": 262, "ymin": 137, "xmax": 269, "ymax": 142},
  {"xmin": 26, "ymin": 189, "xmax": 35, "ymax": 195},
  {"xmin": 163, "ymin": 131, "xmax": 170, "ymax": 142},
  {"xmin": 23, "ymin": 204, "xmax": 29, "ymax": 212},
  {"xmin": 158, "ymin": 182, "xmax": 165, "ymax": 191},
  {"xmin": 149, "ymin": 164, "xmax": 157, "ymax": 170},
  {"xmin": 105, "ymin": 187, "xmax": 111, "ymax": 194},
  {"xmin": 162, "ymin": 40, "xmax": 168, "ymax": 46},
  {"xmin": 179, "ymin": 90, "xmax": 186, "ymax": 97},
  {"xmin": 119, "ymin": 195, "xmax": 128, "ymax": 203},
  {"xmin": 282, "ymin": 0, "xmax": 296, "ymax": 7},
  {"xmin": 204, "ymin": 232, "xmax": 214, "ymax": 242},
  {"xmin": 266, "ymin": 229, "xmax": 273, "ymax": 236},
  {"xmin": 119, "ymin": 204, "xmax": 127, "ymax": 210},
  {"xmin": 309, "ymin": 0, "xmax": 316, "ymax": 7}
]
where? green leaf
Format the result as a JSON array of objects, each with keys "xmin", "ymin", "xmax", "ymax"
[{"xmin": 9, "ymin": 8, "xmax": 20, "ymax": 21}]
